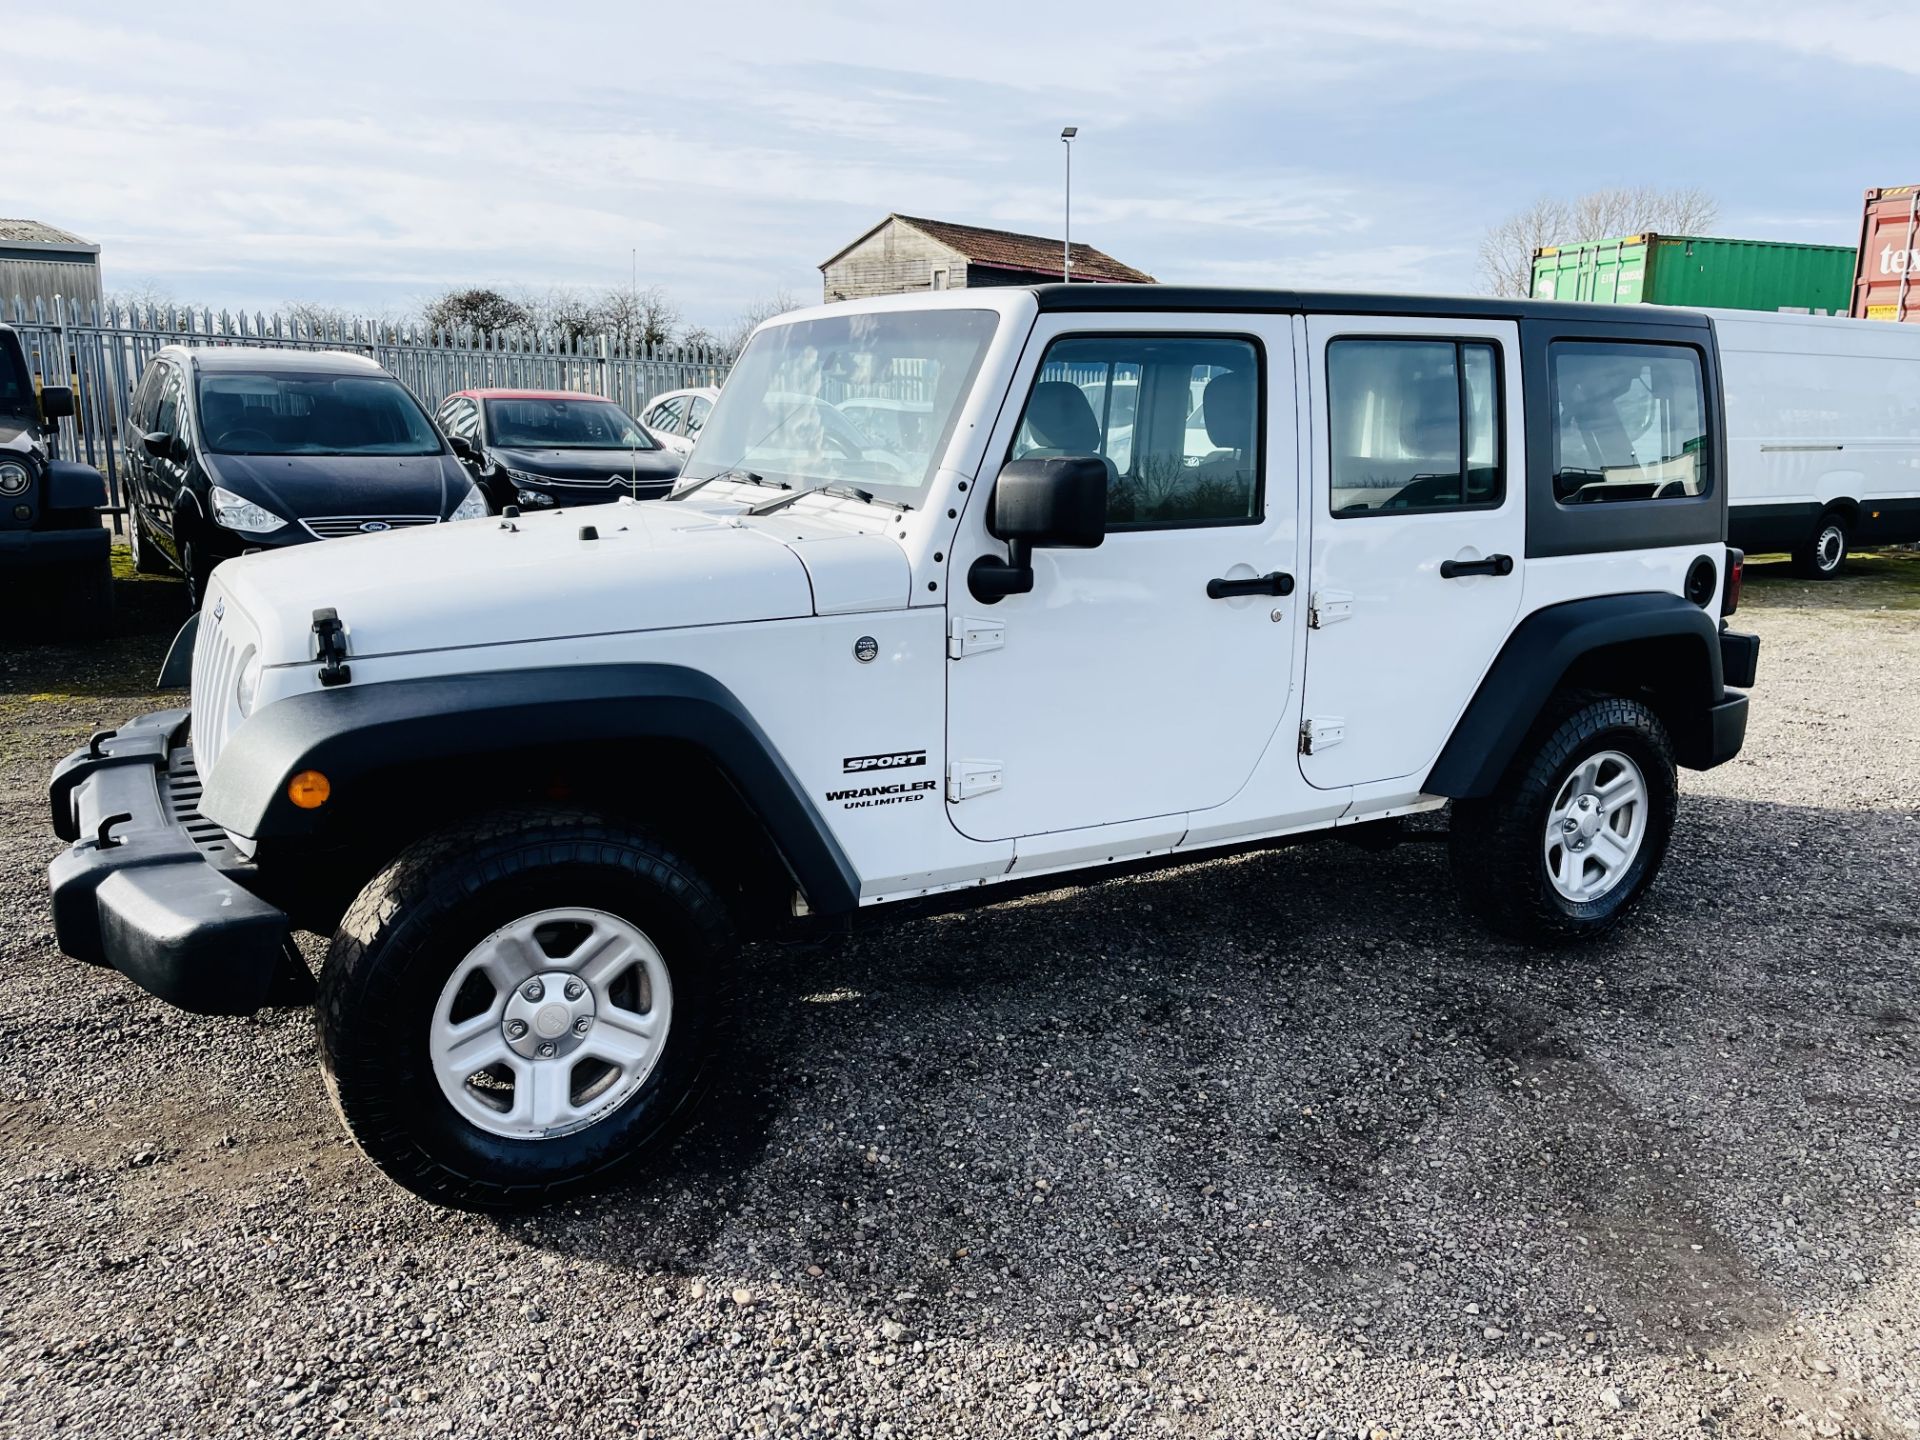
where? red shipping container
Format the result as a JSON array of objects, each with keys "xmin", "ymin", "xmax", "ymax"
[{"xmin": 1853, "ymin": 186, "xmax": 1920, "ymax": 322}]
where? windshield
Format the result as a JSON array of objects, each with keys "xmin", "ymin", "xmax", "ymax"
[
  {"xmin": 683, "ymin": 308, "xmax": 998, "ymax": 495},
  {"xmin": 485, "ymin": 396, "xmax": 655, "ymax": 451},
  {"xmin": 0, "ymin": 340, "xmax": 32, "ymax": 424},
  {"xmin": 197, "ymin": 372, "xmax": 443, "ymax": 457}
]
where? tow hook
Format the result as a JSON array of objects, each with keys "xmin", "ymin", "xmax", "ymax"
[{"xmin": 312, "ymin": 608, "xmax": 352, "ymax": 688}]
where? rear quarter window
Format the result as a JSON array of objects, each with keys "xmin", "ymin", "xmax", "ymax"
[{"xmin": 1551, "ymin": 342, "xmax": 1709, "ymax": 505}]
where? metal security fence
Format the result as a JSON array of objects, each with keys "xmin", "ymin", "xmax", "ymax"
[{"xmin": 5, "ymin": 295, "xmax": 731, "ymax": 517}]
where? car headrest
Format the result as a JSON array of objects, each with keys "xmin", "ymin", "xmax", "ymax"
[
  {"xmin": 1024, "ymin": 381, "xmax": 1101, "ymax": 453},
  {"xmin": 1203, "ymin": 370, "xmax": 1254, "ymax": 449}
]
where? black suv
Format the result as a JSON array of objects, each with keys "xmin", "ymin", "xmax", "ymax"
[
  {"xmin": 123, "ymin": 346, "xmax": 489, "ymax": 608},
  {"xmin": 0, "ymin": 323, "xmax": 111, "ymax": 629},
  {"xmin": 434, "ymin": 387, "xmax": 682, "ymax": 511}
]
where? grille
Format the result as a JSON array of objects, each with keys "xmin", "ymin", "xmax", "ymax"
[
  {"xmin": 163, "ymin": 748, "xmax": 230, "ymax": 856},
  {"xmin": 301, "ymin": 515, "xmax": 440, "ymax": 540},
  {"xmin": 188, "ymin": 587, "xmax": 254, "ymax": 782}
]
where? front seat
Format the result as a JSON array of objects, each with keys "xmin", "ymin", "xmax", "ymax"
[
  {"xmin": 1193, "ymin": 369, "xmax": 1254, "ymax": 477},
  {"xmin": 1020, "ymin": 381, "xmax": 1104, "ymax": 456}
]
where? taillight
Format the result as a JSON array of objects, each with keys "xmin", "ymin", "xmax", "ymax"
[{"xmin": 1723, "ymin": 548, "xmax": 1744, "ymax": 616}]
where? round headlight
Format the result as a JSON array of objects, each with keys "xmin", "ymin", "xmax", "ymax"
[
  {"xmin": 0, "ymin": 460, "xmax": 31, "ymax": 496},
  {"xmin": 235, "ymin": 650, "xmax": 262, "ymax": 718}
]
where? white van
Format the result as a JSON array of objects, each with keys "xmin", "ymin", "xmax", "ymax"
[{"xmin": 1712, "ymin": 309, "xmax": 1920, "ymax": 575}]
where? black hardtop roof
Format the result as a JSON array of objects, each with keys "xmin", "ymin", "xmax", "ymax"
[
  {"xmin": 166, "ymin": 345, "xmax": 392, "ymax": 375},
  {"xmin": 1028, "ymin": 283, "xmax": 1714, "ymax": 330}
]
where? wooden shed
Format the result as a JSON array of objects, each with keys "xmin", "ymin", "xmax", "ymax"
[{"xmin": 820, "ymin": 214, "xmax": 1153, "ymax": 302}]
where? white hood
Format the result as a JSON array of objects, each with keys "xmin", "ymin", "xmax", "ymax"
[{"xmin": 213, "ymin": 496, "xmax": 911, "ymax": 666}]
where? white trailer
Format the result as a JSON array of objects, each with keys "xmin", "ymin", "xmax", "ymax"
[{"xmin": 1711, "ymin": 308, "xmax": 1920, "ymax": 575}]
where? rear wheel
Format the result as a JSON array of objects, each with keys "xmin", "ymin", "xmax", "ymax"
[
  {"xmin": 1793, "ymin": 510, "xmax": 1849, "ymax": 579},
  {"xmin": 318, "ymin": 810, "xmax": 735, "ymax": 1209},
  {"xmin": 1449, "ymin": 693, "xmax": 1677, "ymax": 944}
]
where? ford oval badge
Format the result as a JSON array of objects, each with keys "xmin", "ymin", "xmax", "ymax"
[{"xmin": 359, "ymin": 520, "xmax": 391, "ymax": 533}]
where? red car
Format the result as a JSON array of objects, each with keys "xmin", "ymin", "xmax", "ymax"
[{"xmin": 434, "ymin": 388, "xmax": 683, "ymax": 511}]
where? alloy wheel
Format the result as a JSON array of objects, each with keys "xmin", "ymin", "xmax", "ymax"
[{"xmin": 1542, "ymin": 749, "xmax": 1648, "ymax": 904}]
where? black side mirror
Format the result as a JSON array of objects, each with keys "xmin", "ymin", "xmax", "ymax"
[
  {"xmin": 447, "ymin": 434, "xmax": 478, "ymax": 463},
  {"xmin": 39, "ymin": 384, "xmax": 74, "ymax": 421},
  {"xmin": 142, "ymin": 430, "xmax": 172, "ymax": 459},
  {"xmin": 968, "ymin": 456, "xmax": 1107, "ymax": 603}
]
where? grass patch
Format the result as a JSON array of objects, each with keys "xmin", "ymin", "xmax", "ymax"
[{"xmin": 1741, "ymin": 548, "xmax": 1920, "ymax": 612}]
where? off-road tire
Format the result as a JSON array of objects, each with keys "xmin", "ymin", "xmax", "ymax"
[
  {"xmin": 50, "ymin": 558, "xmax": 114, "ymax": 638},
  {"xmin": 1792, "ymin": 510, "xmax": 1849, "ymax": 579},
  {"xmin": 1448, "ymin": 692, "xmax": 1677, "ymax": 944},
  {"xmin": 317, "ymin": 808, "xmax": 736, "ymax": 1210}
]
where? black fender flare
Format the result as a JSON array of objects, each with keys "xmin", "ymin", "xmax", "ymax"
[
  {"xmin": 199, "ymin": 664, "xmax": 860, "ymax": 914},
  {"xmin": 1424, "ymin": 592, "xmax": 1726, "ymax": 798},
  {"xmin": 47, "ymin": 458, "xmax": 108, "ymax": 511}
]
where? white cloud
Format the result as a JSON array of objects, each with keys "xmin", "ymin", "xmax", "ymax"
[{"xmin": 4, "ymin": 0, "xmax": 1913, "ymax": 323}]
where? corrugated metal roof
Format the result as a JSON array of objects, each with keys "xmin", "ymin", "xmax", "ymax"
[
  {"xmin": 0, "ymin": 218, "xmax": 96, "ymax": 248},
  {"xmin": 826, "ymin": 214, "xmax": 1154, "ymax": 283}
]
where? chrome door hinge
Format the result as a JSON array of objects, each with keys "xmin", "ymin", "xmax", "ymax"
[
  {"xmin": 1308, "ymin": 590, "xmax": 1354, "ymax": 629},
  {"xmin": 1299, "ymin": 717, "xmax": 1346, "ymax": 755},
  {"xmin": 948, "ymin": 614, "xmax": 1006, "ymax": 660},
  {"xmin": 946, "ymin": 759, "xmax": 1004, "ymax": 801}
]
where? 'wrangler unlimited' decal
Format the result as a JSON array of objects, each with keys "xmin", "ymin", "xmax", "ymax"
[{"xmin": 826, "ymin": 779, "xmax": 938, "ymax": 809}]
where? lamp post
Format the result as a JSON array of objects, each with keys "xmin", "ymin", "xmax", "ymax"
[{"xmin": 1060, "ymin": 126, "xmax": 1077, "ymax": 282}]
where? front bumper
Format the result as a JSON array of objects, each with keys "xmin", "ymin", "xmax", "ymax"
[
  {"xmin": 47, "ymin": 709, "xmax": 289, "ymax": 1014},
  {"xmin": 0, "ymin": 526, "xmax": 109, "ymax": 568}
]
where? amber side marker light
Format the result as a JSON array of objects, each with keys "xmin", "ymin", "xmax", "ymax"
[{"xmin": 288, "ymin": 770, "xmax": 332, "ymax": 809}]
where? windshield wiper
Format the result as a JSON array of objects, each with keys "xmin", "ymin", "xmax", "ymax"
[
  {"xmin": 666, "ymin": 468, "xmax": 769, "ymax": 501},
  {"xmin": 744, "ymin": 482, "xmax": 910, "ymax": 517}
]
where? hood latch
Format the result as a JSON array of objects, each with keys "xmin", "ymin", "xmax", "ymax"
[{"xmin": 312, "ymin": 608, "xmax": 352, "ymax": 688}]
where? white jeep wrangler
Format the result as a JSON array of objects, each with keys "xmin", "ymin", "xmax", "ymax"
[{"xmin": 48, "ymin": 286, "xmax": 1759, "ymax": 1208}]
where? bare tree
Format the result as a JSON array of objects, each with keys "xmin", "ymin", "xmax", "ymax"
[
  {"xmin": 422, "ymin": 287, "xmax": 533, "ymax": 335},
  {"xmin": 722, "ymin": 289, "xmax": 802, "ymax": 358},
  {"xmin": 1479, "ymin": 186, "xmax": 1720, "ymax": 297},
  {"xmin": 678, "ymin": 324, "xmax": 718, "ymax": 353},
  {"xmin": 594, "ymin": 285, "xmax": 680, "ymax": 350},
  {"xmin": 105, "ymin": 279, "xmax": 175, "ymax": 317}
]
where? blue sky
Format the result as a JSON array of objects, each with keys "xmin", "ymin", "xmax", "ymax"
[{"xmin": 6, "ymin": 0, "xmax": 1916, "ymax": 329}]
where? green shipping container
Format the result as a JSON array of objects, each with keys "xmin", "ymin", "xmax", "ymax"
[{"xmin": 1530, "ymin": 233, "xmax": 1858, "ymax": 314}]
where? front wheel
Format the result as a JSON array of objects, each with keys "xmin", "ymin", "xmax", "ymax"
[
  {"xmin": 317, "ymin": 810, "xmax": 736, "ymax": 1209},
  {"xmin": 1449, "ymin": 693, "xmax": 1677, "ymax": 944},
  {"xmin": 128, "ymin": 509, "xmax": 166, "ymax": 574}
]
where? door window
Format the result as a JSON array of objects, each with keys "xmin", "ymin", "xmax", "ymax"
[
  {"xmin": 650, "ymin": 396, "xmax": 688, "ymax": 434},
  {"xmin": 438, "ymin": 397, "xmax": 479, "ymax": 440},
  {"xmin": 128, "ymin": 362, "xmax": 164, "ymax": 433},
  {"xmin": 1327, "ymin": 339, "xmax": 1502, "ymax": 515},
  {"xmin": 685, "ymin": 395, "xmax": 711, "ymax": 436},
  {"xmin": 153, "ymin": 365, "xmax": 182, "ymax": 439},
  {"xmin": 1550, "ymin": 343, "xmax": 1708, "ymax": 504},
  {"xmin": 1010, "ymin": 335, "xmax": 1260, "ymax": 529}
]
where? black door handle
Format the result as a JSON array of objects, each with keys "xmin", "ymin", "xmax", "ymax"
[
  {"xmin": 1206, "ymin": 570, "xmax": 1295, "ymax": 599},
  {"xmin": 1439, "ymin": 554, "xmax": 1514, "ymax": 580}
]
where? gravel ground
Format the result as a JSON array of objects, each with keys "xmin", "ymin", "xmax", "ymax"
[{"xmin": 1, "ymin": 552, "xmax": 1916, "ymax": 1440}]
